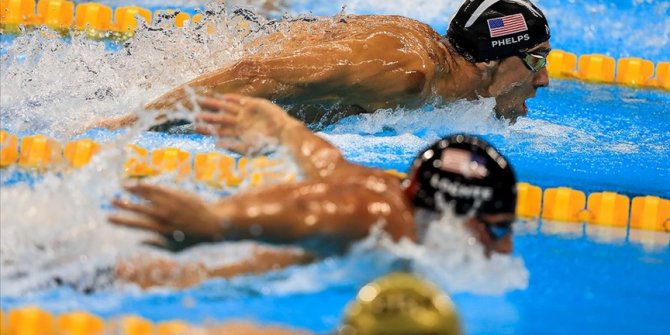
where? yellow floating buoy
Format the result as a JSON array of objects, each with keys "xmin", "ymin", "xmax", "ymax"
[
  {"xmin": 74, "ymin": 2, "xmax": 113, "ymax": 36},
  {"xmin": 18, "ymin": 135, "xmax": 62, "ymax": 170},
  {"xmin": 151, "ymin": 147, "xmax": 192, "ymax": 179},
  {"xmin": 58, "ymin": 311, "xmax": 105, "ymax": 335},
  {"xmin": 616, "ymin": 57, "xmax": 654, "ymax": 87},
  {"xmin": 63, "ymin": 139, "xmax": 100, "ymax": 168},
  {"xmin": 0, "ymin": 0, "xmax": 36, "ymax": 32},
  {"xmin": 112, "ymin": 6, "xmax": 151, "ymax": 33},
  {"xmin": 1, "ymin": 309, "xmax": 6, "ymax": 334},
  {"xmin": 124, "ymin": 144, "xmax": 156, "ymax": 178},
  {"xmin": 108, "ymin": 315, "xmax": 153, "ymax": 335},
  {"xmin": 194, "ymin": 152, "xmax": 222, "ymax": 184},
  {"xmin": 546, "ymin": 49, "xmax": 577, "ymax": 78},
  {"xmin": 577, "ymin": 54, "xmax": 616, "ymax": 83},
  {"xmin": 630, "ymin": 196, "xmax": 670, "ymax": 231},
  {"xmin": 516, "ymin": 182, "xmax": 542, "ymax": 219},
  {"xmin": 8, "ymin": 306, "xmax": 55, "ymax": 335},
  {"xmin": 584, "ymin": 192, "xmax": 630, "ymax": 227},
  {"xmin": 35, "ymin": 0, "xmax": 74, "ymax": 30},
  {"xmin": 654, "ymin": 62, "xmax": 670, "ymax": 90},
  {"xmin": 156, "ymin": 320, "xmax": 190, "ymax": 335},
  {"xmin": 0, "ymin": 130, "xmax": 19, "ymax": 167},
  {"xmin": 541, "ymin": 187, "xmax": 586, "ymax": 223}
]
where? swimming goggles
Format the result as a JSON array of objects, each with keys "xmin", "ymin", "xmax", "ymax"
[
  {"xmin": 519, "ymin": 49, "xmax": 549, "ymax": 72},
  {"xmin": 477, "ymin": 216, "xmax": 514, "ymax": 241}
]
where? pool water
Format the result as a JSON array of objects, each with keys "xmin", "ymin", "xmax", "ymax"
[{"xmin": 1, "ymin": 0, "xmax": 669, "ymax": 334}]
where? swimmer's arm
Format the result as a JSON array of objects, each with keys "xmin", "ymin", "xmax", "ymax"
[
  {"xmin": 210, "ymin": 180, "xmax": 416, "ymax": 245},
  {"xmin": 110, "ymin": 180, "xmax": 415, "ymax": 247},
  {"xmin": 92, "ymin": 37, "xmax": 417, "ymax": 131},
  {"xmin": 115, "ymin": 247, "xmax": 313, "ymax": 289},
  {"xmin": 206, "ymin": 247, "xmax": 315, "ymax": 278},
  {"xmin": 144, "ymin": 42, "xmax": 364, "ymax": 111},
  {"xmin": 195, "ymin": 95, "xmax": 365, "ymax": 180}
]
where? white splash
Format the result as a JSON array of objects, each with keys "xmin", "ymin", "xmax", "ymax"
[
  {"xmin": 208, "ymin": 210, "xmax": 529, "ymax": 297},
  {"xmin": 0, "ymin": 3, "xmax": 255, "ymax": 137}
]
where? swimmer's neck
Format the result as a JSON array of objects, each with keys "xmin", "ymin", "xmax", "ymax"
[{"xmin": 433, "ymin": 40, "xmax": 491, "ymax": 102}]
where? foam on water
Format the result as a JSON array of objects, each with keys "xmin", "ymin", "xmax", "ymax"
[
  {"xmin": 179, "ymin": 211, "xmax": 528, "ymax": 298},
  {"xmin": 0, "ymin": 3, "xmax": 255, "ymax": 137},
  {"xmin": 321, "ymin": 97, "xmax": 632, "ymax": 164}
]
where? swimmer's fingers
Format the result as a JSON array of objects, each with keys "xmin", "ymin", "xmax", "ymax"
[
  {"xmin": 215, "ymin": 138, "xmax": 248, "ymax": 154},
  {"xmin": 219, "ymin": 94, "xmax": 246, "ymax": 103},
  {"xmin": 194, "ymin": 124, "xmax": 237, "ymax": 138},
  {"xmin": 108, "ymin": 214, "xmax": 174, "ymax": 235},
  {"xmin": 194, "ymin": 113, "xmax": 238, "ymax": 138},
  {"xmin": 196, "ymin": 96, "xmax": 227, "ymax": 112},
  {"xmin": 122, "ymin": 182, "xmax": 179, "ymax": 207},
  {"xmin": 112, "ymin": 198, "xmax": 165, "ymax": 219},
  {"xmin": 194, "ymin": 112, "xmax": 236, "ymax": 126},
  {"xmin": 197, "ymin": 97, "xmax": 242, "ymax": 115}
]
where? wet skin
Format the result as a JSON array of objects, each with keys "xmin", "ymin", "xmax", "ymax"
[
  {"xmin": 109, "ymin": 95, "xmax": 516, "ymax": 288},
  {"xmin": 94, "ymin": 15, "xmax": 550, "ymax": 130}
]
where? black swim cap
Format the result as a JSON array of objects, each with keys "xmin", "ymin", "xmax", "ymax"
[
  {"xmin": 446, "ymin": 0, "xmax": 550, "ymax": 63},
  {"xmin": 404, "ymin": 134, "xmax": 516, "ymax": 215}
]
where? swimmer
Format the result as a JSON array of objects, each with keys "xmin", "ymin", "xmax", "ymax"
[
  {"xmin": 109, "ymin": 95, "xmax": 518, "ymax": 288},
  {"xmin": 94, "ymin": 0, "xmax": 551, "ymax": 130}
]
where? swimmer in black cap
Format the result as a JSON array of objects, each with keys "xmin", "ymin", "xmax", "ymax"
[
  {"xmin": 91, "ymin": 0, "xmax": 550, "ymax": 130},
  {"xmin": 109, "ymin": 95, "xmax": 517, "ymax": 287}
]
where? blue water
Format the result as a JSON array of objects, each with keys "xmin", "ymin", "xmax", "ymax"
[
  {"xmin": 3, "ymin": 226, "xmax": 668, "ymax": 335},
  {"xmin": 1, "ymin": 0, "xmax": 670, "ymax": 334}
]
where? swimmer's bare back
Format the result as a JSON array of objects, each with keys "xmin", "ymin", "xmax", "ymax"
[{"xmin": 96, "ymin": 15, "xmax": 451, "ymax": 130}]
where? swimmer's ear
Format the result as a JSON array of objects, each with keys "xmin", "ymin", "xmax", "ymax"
[
  {"xmin": 475, "ymin": 60, "xmax": 499, "ymax": 71},
  {"xmin": 475, "ymin": 60, "xmax": 499, "ymax": 81}
]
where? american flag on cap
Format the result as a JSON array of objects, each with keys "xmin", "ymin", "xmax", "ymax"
[
  {"xmin": 487, "ymin": 13, "xmax": 528, "ymax": 38},
  {"xmin": 440, "ymin": 148, "xmax": 489, "ymax": 179}
]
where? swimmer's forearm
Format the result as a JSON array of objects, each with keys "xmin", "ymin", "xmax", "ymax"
[
  {"xmin": 277, "ymin": 118, "xmax": 351, "ymax": 180},
  {"xmin": 208, "ymin": 185, "xmax": 373, "ymax": 244},
  {"xmin": 206, "ymin": 248, "xmax": 313, "ymax": 278}
]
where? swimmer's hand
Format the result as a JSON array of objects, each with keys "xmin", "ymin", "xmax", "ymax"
[
  {"xmin": 194, "ymin": 94, "xmax": 296, "ymax": 155},
  {"xmin": 109, "ymin": 182, "xmax": 223, "ymax": 242}
]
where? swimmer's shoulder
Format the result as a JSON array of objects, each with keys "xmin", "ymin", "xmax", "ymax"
[{"xmin": 347, "ymin": 15, "xmax": 441, "ymax": 37}]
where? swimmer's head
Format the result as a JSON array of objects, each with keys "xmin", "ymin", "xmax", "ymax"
[
  {"xmin": 339, "ymin": 272, "xmax": 461, "ymax": 335},
  {"xmin": 403, "ymin": 134, "xmax": 517, "ymax": 254},
  {"xmin": 446, "ymin": 0, "xmax": 551, "ymax": 123},
  {"xmin": 447, "ymin": 0, "xmax": 550, "ymax": 63}
]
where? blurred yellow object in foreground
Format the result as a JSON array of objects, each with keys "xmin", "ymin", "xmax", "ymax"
[{"xmin": 340, "ymin": 273, "xmax": 460, "ymax": 335}]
